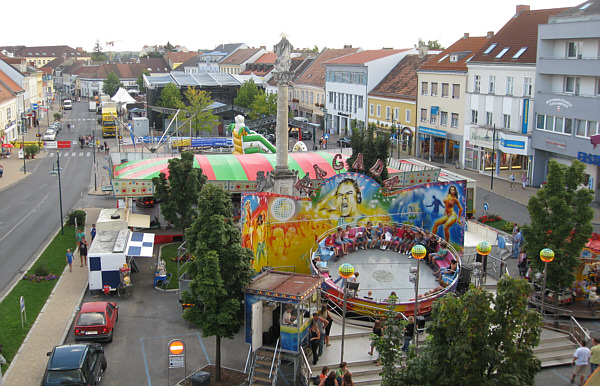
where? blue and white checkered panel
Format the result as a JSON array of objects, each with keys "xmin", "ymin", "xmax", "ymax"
[{"xmin": 127, "ymin": 232, "xmax": 155, "ymax": 257}]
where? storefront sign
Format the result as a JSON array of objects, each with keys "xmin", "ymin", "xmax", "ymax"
[
  {"xmin": 500, "ymin": 138, "xmax": 525, "ymax": 150},
  {"xmin": 577, "ymin": 152, "xmax": 600, "ymax": 166},
  {"xmin": 418, "ymin": 126, "xmax": 446, "ymax": 138},
  {"xmin": 544, "ymin": 139, "xmax": 566, "ymax": 150},
  {"xmin": 521, "ymin": 99, "xmax": 529, "ymax": 134},
  {"xmin": 430, "ymin": 106, "xmax": 439, "ymax": 115}
]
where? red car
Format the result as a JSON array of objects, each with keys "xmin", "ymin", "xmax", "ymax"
[{"xmin": 74, "ymin": 302, "xmax": 118, "ymax": 343}]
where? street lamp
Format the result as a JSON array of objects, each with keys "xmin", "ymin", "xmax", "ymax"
[
  {"xmin": 539, "ymin": 248, "xmax": 555, "ymax": 317},
  {"xmin": 410, "ymin": 244, "xmax": 427, "ymax": 354},
  {"xmin": 476, "ymin": 241, "xmax": 492, "ymax": 288},
  {"xmin": 50, "ymin": 151, "xmax": 64, "ymax": 235},
  {"xmin": 484, "ymin": 124, "xmax": 498, "ymax": 190},
  {"xmin": 338, "ymin": 262, "xmax": 355, "ymax": 362}
]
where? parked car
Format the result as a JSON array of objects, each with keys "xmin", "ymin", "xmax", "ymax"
[
  {"xmin": 136, "ymin": 197, "xmax": 156, "ymax": 208},
  {"xmin": 289, "ymin": 128, "xmax": 313, "ymax": 141},
  {"xmin": 337, "ymin": 137, "xmax": 352, "ymax": 147},
  {"xmin": 43, "ymin": 129, "xmax": 57, "ymax": 141},
  {"xmin": 42, "ymin": 343, "xmax": 107, "ymax": 386},
  {"xmin": 265, "ymin": 134, "xmax": 276, "ymax": 144},
  {"xmin": 74, "ymin": 301, "xmax": 118, "ymax": 343},
  {"xmin": 50, "ymin": 122, "xmax": 61, "ymax": 132}
]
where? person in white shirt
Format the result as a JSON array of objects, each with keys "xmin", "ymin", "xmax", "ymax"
[
  {"xmin": 282, "ymin": 304, "xmax": 297, "ymax": 326},
  {"xmin": 571, "ymin": 339, "xmax": 591, "ymax": 385}
]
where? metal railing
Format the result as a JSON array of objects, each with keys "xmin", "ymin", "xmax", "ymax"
[
  {"xmin": 300, "ymin": 347, "xmax": 313, "ymax": 385},
  {"xmin": 570, "ymin": 316, "xmax": 591, "ymax": 342},
  {"xmin": 244, "ymin": 344, "xmax": 252, "ymax": 374},
  {"xmin": 269, "ymin": 338, "xmax": 280, "ymax": 378}
]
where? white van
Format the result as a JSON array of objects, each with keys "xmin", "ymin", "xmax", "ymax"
[
  {"xmin": 63, "ymin": 100, "xmax": 72, "ymax": 110},
  {"xmin": 294, "ymin": 117, "xmax": 309, "ymax": 123}
]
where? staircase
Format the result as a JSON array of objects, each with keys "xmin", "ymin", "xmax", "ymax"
[
  {"xmin": 248, "ymin": 346, "xmax": 282, "ymax": 385},
  {"xmin": 535, "ymin": 329, "xmax": 578, "ymax": 367}
]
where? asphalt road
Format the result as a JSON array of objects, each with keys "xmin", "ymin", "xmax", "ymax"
[{"xmin": 0, "ymin": 101, "xmax": 100, "ymax": 297}]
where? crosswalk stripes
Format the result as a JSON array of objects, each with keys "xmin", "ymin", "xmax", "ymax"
[{"xmin": 47, "ymin": 151, "xmax": 93, "ymax": 158}]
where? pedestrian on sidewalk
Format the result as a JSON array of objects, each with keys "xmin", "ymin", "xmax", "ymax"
[
  {"xmin": 512, "ymin": 228, "xmax": 523, "ymax": 259},
  {"xmin": 79, "ymin": 239, "xmax": 88, "ymax": 267},
  {"xmin": 509, "ymin": 173, "xmax": 516, "ymax": 190},
  {"xmin": 0, "ymin": 164, "xmax": 4, "ymax": 178},
  {"xmin": 91, "ymin": 224, "xmax": 96, "ymax": 241},
  {"xmin": 76, "ymin": 228, "xmax": 85, "ymax": 243},
  {"xmin": 66, "ymin": 249, "xmax": 73, "ymax": 272},
  {"xmin": 571, "ymin": 339, "xmax": 591, "ymax": 385},
  {"xmin": 590, "ymin": 338, "xmax": 600, "ymax": 377},
  {"xmin": 311, "ymin": 312, "xmax": 329, "ymax": 357},
  {"xmin": 521, "ymin": 172, "xmax": 528, "ymax": 190}
]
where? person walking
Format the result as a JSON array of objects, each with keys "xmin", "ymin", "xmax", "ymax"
[
  {"xmin": 521, "ymin": 172, "xmax": 528, "ymax": 190},
  {"xmin": 310, "ymin": 322, "xmax": 320, "ymax": 365},
  {"xmin": 79, "ymin": 239, "xmax": 88, "ymax": 267},
  {"xmin": 591, "ymin": 338, "xmax": 600, "ymax": 377},
  {"xmin": 509, "ymin": 173, "xmax": 516, "ymax": 190},
  {"xmin": 66, "ymin": 249, "xmax": 73, "ymax": 272},
  {"xmin": 319, "ymin": 304, "xmax": 333, "ymax": 347},
  {"xmin": 312, "ymin": 313, "xmax": 329, "ymax": 357},
  {"xmin": 91, "ymin": 224, "xmax": 97, "ymax": 241},
  {"xmin": 512, "ymin": 228, "xmax": 523, "ymax": 259},
  {"xmin": 0, "ymin": 164, "xmax": 4, "ymax": 178},
  {"xmin": 571, "ymin": 339, "xmax": 591, "ymax": 386},
  {"xmin": 402, "ymin": 316, "xmax": 415, "ymax": 354}
]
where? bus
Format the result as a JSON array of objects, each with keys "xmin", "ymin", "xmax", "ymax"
[{"xmin": 101, "ymin": 107, "xmax": 117, "ymax": 138}]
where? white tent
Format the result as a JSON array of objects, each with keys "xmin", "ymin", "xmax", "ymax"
[{"xmin": 111, "ymin": 87, "xmax": 136, "ymax": 104}]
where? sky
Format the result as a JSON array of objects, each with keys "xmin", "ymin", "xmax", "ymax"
[{"xmin": 2, "ymin": 0, "xmax": 584, "ymax": 53}]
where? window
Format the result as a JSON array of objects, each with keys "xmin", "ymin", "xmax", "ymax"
[
  {"xmin": 357, "ymin": 96, "xmax": 363, "ymax": 108},
  {"xmin": 564, "ymin": 118, "xmax": 573, "ymax": 134},
  {"xmin": 421, "ymin": 82, "xmax": 428, "ymax": 95},
  {"xmin": 440, "ymin": 111, "xmax": 448, "ymax": 126},
  {"xmin": 451, "ymin": 113, "xmax": 459, "ymax": 128},
  {"xmin": 524, "ymin": 77, "xmax": 533, "ymax": 97},
  {"xmin": 394, "ymin": 107, "xmax": 399, "ymax": 121},
  {"xmin": 545, "ymin": 116, "xmax": 554, "ymax": 131},
  {"xmin": 406, "ymin": 109, "xmax": 411, "ymax": 123},
  {"xmin": 420, "ymin": 108, "xmax": 428, "ymax": 122},
  {"xmin": 369, "ymin": 104, "xmax": 374, "ymax": 116},
  {"xmin": 431, "ymin": 82, "xmax": 438, "ymax": 96},
  {"xmin": 512, "ymin": 47, "xmax": 528, "ymax": 59},
  {"xmin": 441, "ymin": 83, "xmax": 449, "ymax": 97},
  {"xmin": 597, "ymin": 78, "xmax": 600, "ymax": 95},
  {"xmin": 488, "ymin": 75, "xmax": 496, "ymax": 94},
  {"xmin": 486, "ymin": 112, "xmax": 493, "ymax": 126},
  {"xmin": 474, "ymin": 75, "xmax": 481, "ymax": 93},
  {"xmin": 329, "ymin": 92, "xmax": 334, "ymax": 103},
  {"xmin": 452, "ymin": 84, "xmax": 460, "ymax": 99},
  {"xmin": 564, "ymin": 76, "xmax": 580, "ymax": 94},
  {"xmin": 506, "ymin": 76, "xmax": 514, "ymax": 95},
  {"xmin": 567, "ymin": 41, "xmax": 583, "ymax": 59},
  {"xmin": 576, "ymin": 119, "xmax": 599, "ymax": 137},
  {"xmin": 386, "ymin": 106, "xmax": 391, "ymax": 120},
  {"xmin": 376, "ymin": 105, "xmax": 381, "ymax": 117},
  {"xmin": 537, "ymin": 114, "xmax": 545, "ymax": 130},
  {"xmin": 310, "ymin": 92, "xmax": 313, "ymax": 104},
  {"xmin": 503, "ymin": 114, "xmax": 511, "ymax": 129},
  {"xmin": 430, "ymin": 108, "xmax": 437, "ymax": 123},
  {"xmin": 437, "ymin": 54, "xmax": 449, "ymax": 62},
  {"xmin": 495, "ymin": 47, "xmax": 510, "ymax": 59},
  {"xmin": 484, "ymin": 43, "xmax": 498, "ymax": 55},
  {"xmin": 471, "ymin": 109, "xmax": 478, "ymax": 124}
]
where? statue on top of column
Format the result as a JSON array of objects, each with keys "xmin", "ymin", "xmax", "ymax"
[{"xmin": 274, "ymin": 35, "xmax": 293, "ymax": 73}]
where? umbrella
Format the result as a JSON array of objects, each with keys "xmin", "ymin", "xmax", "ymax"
[{"xmin": 1, "ymin": 143, "xmax": 14, "ymax": 148}]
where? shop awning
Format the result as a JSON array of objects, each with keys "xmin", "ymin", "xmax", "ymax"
[
  {"xmin": 126, "ymin": 232, "xmax": 155, "ymax": 257},
  {"xmin": 127, "ymin": 213, "xmax": 150, "ymax": 229}
]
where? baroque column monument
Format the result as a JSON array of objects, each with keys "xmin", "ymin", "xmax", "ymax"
[{"xmin": 271, "ymin": 35, "xmax": 298, "ymax": 195}]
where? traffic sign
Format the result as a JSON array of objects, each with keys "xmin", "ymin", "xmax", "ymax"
[
  {"xmin": 32, "ymin": 103, "xmax": 38, "ymax": 110},
  {"xmin": 324, "ymin": 134, "xmax": 329, "ymax": 139},
  {"xmin": 483, "ymin": 203, "xmax": 489, "ymax": 211},
  {"xmin": 169, "ymin": 356, "xmax": 185, "ymax": 368},
  {"xmin": 169, "ymin": 340, "xmax": 185, "ymax": 355}
]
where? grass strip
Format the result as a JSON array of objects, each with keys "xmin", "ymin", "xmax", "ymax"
[
  {"xmin": 0, "ymin": 225, "xmax": 77, "ymax": 374},
  {"xmin": 159, "ymin": 242, "xmax": 188, "ymax": 290}
]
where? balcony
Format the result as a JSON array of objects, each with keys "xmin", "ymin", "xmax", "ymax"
[{"xmin": 537, "ymin": 57, "xmax": 600, "ymax": 76}]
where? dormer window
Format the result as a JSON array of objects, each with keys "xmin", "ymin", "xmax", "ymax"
[
  {"xmin": 484, "ymin": 43, "xmax": 497, "ymax": 55},
  {"xmin": 449, "ymin": 55, "xmax": 458, "ymax": 63},
  {"xmin": 512, "ymin": 47, "xmax": 527, "ymax": 59},
  {"xmin": 495, "ymin": 47, "xmax": 510, "ymax": 59}
]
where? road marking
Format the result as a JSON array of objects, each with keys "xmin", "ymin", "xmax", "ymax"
[
  {"xmin": 71, "ymin": 152, "xmax": 76, "ymax": 156},
  {"xmin": 86, "ymin": 152, "xmax": 91, "ymax": 157},
  {"xmin": 48, "ymin": 152, "xmax": 54, "ymax": 157},
  {"xmin": 79, "ymin": 152, "xmax": 84, "ymax": 156}
]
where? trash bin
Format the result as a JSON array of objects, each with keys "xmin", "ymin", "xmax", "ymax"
[{"xmin": 189, "ymin": 371, "xmax": 211, "ymax": 386}]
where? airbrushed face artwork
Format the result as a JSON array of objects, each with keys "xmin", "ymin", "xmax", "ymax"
[{"xmin": 241, "ymin": 172, "xmax": 466, "ymax": 272}]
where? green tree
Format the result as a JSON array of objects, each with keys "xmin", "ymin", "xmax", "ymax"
[
  {"xmin": 414, "ymin": 38, "xmax": 445, "ymax": 50},
  {"xmin": 182, "ymin": 185, "xmax": 254, "ymax": 382},
  {"xmin": 347, "ymin": 122, "xmax": 389, "ymax": 185},
  {"xmin": 158, "ymin": 83, "xmax": 185, "ymax": 110},
  {"xmin": 152, "ymin": 151, "xmax": 207, "ymax": 234},
  {"xmin": 182, "ymin": 87, "xmax": 218, "ymax": 136},
  {"xmin": 310, "ymin": 45, "xmax": 319, "ymax": 53},
  {"xmin": 136, "ymin": 69, "xmax": 150, "ymax": 94},
  {"xmin": 102, "ymin": 71, "xmax": 123, "ymax": 97},
  {"xmin": 371, "ymin": 297, "xmax": 405, "ymax": 385},
  {"xmin": 234, "ymin": 79, "xmax": 261, "ymax": 109},
  {"xmin": 164, "ymin": 41, "xmax": 176, "ymax": 52},
  {"xmin": 523, "ymin": 159, "xmax": 594, "ymax": 298},
  {"xmin": 91, "ymin": 40, "xmax": 106, "ymax": 61},
  {"xmin": 400, "ymin": 276, "xmax": 542, "ymax": 385},
  {"xmin": 249, "ymin": 92, "xmax": 277, "ymax": 120}
]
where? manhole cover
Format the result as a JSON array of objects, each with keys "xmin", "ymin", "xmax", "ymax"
[{"xmin": 373, "ymin": 270, "xmax": 394, "ymax": 282}]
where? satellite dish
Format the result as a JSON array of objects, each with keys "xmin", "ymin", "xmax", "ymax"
[{"xmin": 292, "ymin": 141, "xmax": 308, "ymax": 152}]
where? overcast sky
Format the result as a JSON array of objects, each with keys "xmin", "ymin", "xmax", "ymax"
[{"xmin": 3, "ymin": 0, "xmax": 583, "ymax": 53}]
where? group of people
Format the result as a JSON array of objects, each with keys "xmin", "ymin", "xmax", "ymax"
[
  {"xmin": 65, "ymin": 224, "xmax": 96, "ymax": 272},
  {"xmin": 317, "ymin": 362, "xmax": 354, "ymax": 386},
  {"xmin": 508, "ymin": 172, "xmax": 528, "ymax": 191},
  {"xmin": 571, "ymin": 338, "xmax": 600, "ymax": 386},
  {"xmin": 309, "ymin": 305, "xmax": 334, "ymax": 365}
]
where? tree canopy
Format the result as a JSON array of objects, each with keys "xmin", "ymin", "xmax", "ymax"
[
  {"xmin": 152, "ymin": 151, "xmax": 207, "ymax": 233},
  {"xmin": 414, "ymin": 38, "xmax": 445, "ymax": 50},
  {"xmin": 182, "ymin": 184, "xmax": 254, "ymax": 381},
  {"xmin": 346, "ymin": 122, "xmax": 389, "ymax": 185},
  {"xmin": 102, "ymin": 71, "xmax": 123, "ymax": 97},
  {"xmin": 136, "ymin": 69, "xmax": 149, "ymax": 95},
  {"xmin": 249, "ymin": 92, "xmax": 277, "ymax": 120},
  {"xmin": 182, "ymin": 87, "xmax": 218, "ymax": 136},
  {"xmin": 234, "ymin": 79, "xmax": 261, "ymax": 109},
  {"xmin": 523, "ymin": 159, "xmax": 594, "ymax": 293},
  {"xmin": 400, "ymin": 276, "xmax": 542, "ymax": 385},
  {"xmin": 91, "ymin": 40, "xmax": 106, "ymax": 61}
]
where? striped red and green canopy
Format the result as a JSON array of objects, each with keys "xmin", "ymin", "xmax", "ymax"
[{"xmin": 114, "ymin": 152, "xmax": 400, "ymax": 182}]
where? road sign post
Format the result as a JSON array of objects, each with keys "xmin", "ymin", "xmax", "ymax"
[
  {"xmin": 167, "ymin": 339, "xmax": 186, "ymax": 384},
  {"xmin": 20, "ymin": 296, "xmax": 26, "ymax": 328}
]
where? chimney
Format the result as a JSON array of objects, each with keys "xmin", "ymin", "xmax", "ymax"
[
  {"xmin": 463, "ymin": 33, "xmax": 470, "ymax": 39},
  {"xmin": 344, "ymin": 45, "xmax": 353, "ymax": 49},
  {"xmin": 487, "ymin": 31, "xmax": 495, "ymax": 38},
  {"xmin": 419, "ymin": 44, "xmax": 428, "ymax": 58},
  {"xmin": 516, "ymin": 5, "xmax": 530, "ymax": 14},
  {"xmin": 260, "ymin": 46, "xmax": 266, "ymax": 50}
]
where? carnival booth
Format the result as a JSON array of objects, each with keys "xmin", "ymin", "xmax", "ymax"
[{"xmin": 87, "ymin": 229, "xmax": 155, "ymax": 291}]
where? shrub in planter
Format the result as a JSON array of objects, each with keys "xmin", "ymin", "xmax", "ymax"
[
  {"xmin": 67, "ymin": 210, "xmax": 86, "ymax": 227},
  {"xmin": 503, "ymin": 222, "xmax": 516, "ymax": 233},
  {"xmin": 53, "ymin": 112, "xmax": 62, "ymax": 121},
  {"xmin": 24, "ymin": 144, "xmax": 40, "ymax": 158},
  {"xmin": 33, "ymin": 262, "xmax": 50, "ymax": 277},
  {"xmin": 478, "ymin": 214, "xmax": 502, "ymax": 224}
]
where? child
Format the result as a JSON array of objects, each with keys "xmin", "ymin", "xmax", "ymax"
[
  {"xmin": 429, "ymin": 241, "xmax": 449, "ymax": 265},
  {"xmin": 354, "ymin": 228, "xmax": 366, "ymax": 250},
  {"xmin": 407, "ymin": 231, "xmax": 423, "ymax": 257},
  {"xmin": 325, "ymin": 234, "xmax": 340, "ymax": 260},
  {"xmin": 399, "ymin": 227, "xmax": 414, "ymax": 254},
  {"xmin": 335, "ymin": 227, "xmax": 349, "ymax": 255},
  {"xmin": 392, "ymin": 225, "xmax": 406, "ymax": 252},
  {"xmin": 364, "ymin": 222, "xmax": 375, "ymax": 249},
  {"xmin": 343, "ymin": 225, "xmax": 354, "ymax": 252},
  {"xmin": 381, "ymin": 228, "xmax": 393, "ymax": 250},
  {"xmin": 369, "ymin": 223, "xmax": 383, "ymax": 249}
]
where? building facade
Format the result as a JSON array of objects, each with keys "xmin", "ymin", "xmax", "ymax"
[{"xmin": 532, "ymin": 1, "xmax": 600, "ymax": 200}]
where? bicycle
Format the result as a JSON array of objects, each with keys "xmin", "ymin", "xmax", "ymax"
[{"xmin": 117, "ymin": 283, "xmax": 133, "ymax": 299}]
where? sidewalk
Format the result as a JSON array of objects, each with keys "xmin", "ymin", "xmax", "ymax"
[{"xmin": 2, "ymin": 208, "xmax": 100, "ymax": 386}]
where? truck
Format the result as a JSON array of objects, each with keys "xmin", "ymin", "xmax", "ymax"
[
  {"xmin": 89, "ymin": 101, "xmax": 96, "ymax": 112},
  {"xmin": 101, "ymin": 107, "xmax": 118, "ymax": 138},
  {"xmin": 63, "ymin": 99, "xmax": 72, "ymax": 110}
]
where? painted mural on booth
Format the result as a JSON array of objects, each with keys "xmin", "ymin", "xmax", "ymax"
[{"xmin": 242, "ymin": 172, "xmax": 466, "ymax": 273}]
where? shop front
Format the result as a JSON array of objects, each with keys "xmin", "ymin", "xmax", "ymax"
[{"xmin": 417, "ymin": 126, "xmax": 461, "ymax": 165}]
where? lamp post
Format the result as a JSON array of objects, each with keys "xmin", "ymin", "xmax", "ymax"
[
  {"xmin": 92, "ymin": 128, "xmax": 97, "ymax": 191},
  {"xmin": 476, "ymin": 241, "xmax": 492, "ymax": 288},
  {"xmin": 410, "ymin": 244, "xmax": 427, "ymax": 354},
  {"xmin": 539, "ymin": 248, "xmax": 555, "ymax": 318},
  {"xmin": 489, "ymin": 124, "xmax": 497, "ymax": 190},
  {"xmin": 51, "ymin": 151, "xmax": 64, "ymax": 235},
  {"xmin": 21, "ymin": 128, "xmax": 26, "ymax": 175},
  {"xmin": 338, "ymin": 263, "xmax": 355, "ymax": 362}
]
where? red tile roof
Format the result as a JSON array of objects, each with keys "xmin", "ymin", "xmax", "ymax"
[
  {"xmin": 0, "ymin": 69, "xmax": 23, "ymax": 104},
  {"xmin": 254, "ymin": 53, "xmax": 277, "ymax": 64},
  {"xmin": 370, "ymin": 54, "xmax": 438, "ymax": 100},
  {"xmin": 419, "ymin": 36, "xmax": 490, "ymax": 72},
  {"xmin": 294, "ymin": 47, "xmax": 361, "ymax": 87},
  {"xmin": 470, "ymin": 7, "xmax": 569, "ymax": 64},
  {"xmin": 165, "ymin": 51, "xmax": 199, "ymax": 64},
  {"xmin": 0, "ymin": 70, "xmax": 23, "ymax": 93},
  {"xmin": 220, "ymin": 48, "xmax": 262, "ymax": 65},
  {"xmin": 78, "ymin": 63, "xmax": 154, "ymax": 79},
  {"xmin": 324, "ymin": 49, "xmax": 409, "ymax": 65}
]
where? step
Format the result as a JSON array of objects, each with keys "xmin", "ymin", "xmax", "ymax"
[
  {"xmin": 536, "ymin": 348, "xmax": 577, "ymax": 367},
  {"xmin": 256, "ymin": 359, "xmax": 273, "ymax": 366},
  {"xmin": 534, "ymin": 339, "xmax": 577, "ymax": 354},
  {"xmin": 310, "ymin": 362, "xmax": 382, "ymax": 377},
  {"xmin": 254, "ymin": 366, "xmax": 273, "ymax": 375},
  {"xmin": 252, "ymin": 374, "xmax": 273, "ymax": 383}
]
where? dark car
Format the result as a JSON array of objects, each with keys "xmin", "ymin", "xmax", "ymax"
[
  {"xmin": 337, "ymin": 137, "xmax": 352, "ymax": 147},
  {"xmin": 289, "ymin": 128, "xmax": 313, "ymax": 141},
  {"xmin": 42, "ymin": 343, "xmax": 107, "ymax": 386},
  {"xmin": 136, "ymin": 197, "xmax": 156, "ymax": 208},
  {"xmin": 74, "ymin": 301, "xmax": 118, "ymax": 343},
  {"xmin": 265, "ymin": 134, "xmax": 276, "ymax": 144}
]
